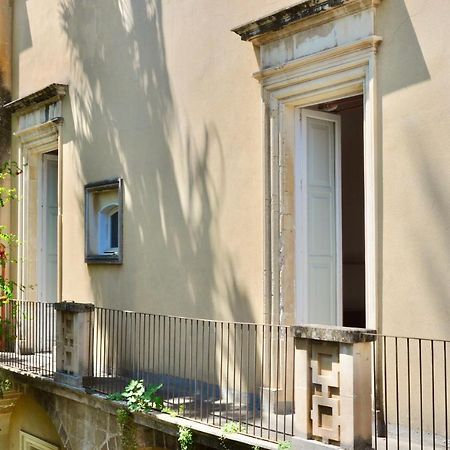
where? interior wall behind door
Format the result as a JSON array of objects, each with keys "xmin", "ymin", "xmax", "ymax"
[{"xmin": 340, "ymin": 105, "xmax": 365, "ymax": 327}]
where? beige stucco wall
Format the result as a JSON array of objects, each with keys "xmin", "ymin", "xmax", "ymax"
[
  {"xmin": 376, "ymin": 0, "xmax": 450, "ymax": 340},
  {"xmin": 9, "ymin": 0, "xmax": 450, "ymax": 336},
  {"xmin": 8, "ymin": 394, "xmax": 62, "ymax": 450},
  {"xmin": 10, "ymin": 0, "xmax": 297, "ymax": 322}
]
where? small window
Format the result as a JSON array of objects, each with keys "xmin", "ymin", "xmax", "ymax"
[
  {"xmin": 98, "ymin": 204, "xmax": 119, "ymax": 254},
  {"xmin": 20, "ymin": 431, "xmax": 59, "ymax": 450},
  {"xmin": 85, "ymin": 178, "xmax": 123, "ymax": 264}
]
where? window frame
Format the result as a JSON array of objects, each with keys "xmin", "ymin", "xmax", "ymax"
[
  {"xmin": 85, "ymin": 178, "xmax": 123, "ymax": 264},
  {"xmin": 20, "ymin": 430, "xmax": 59, "ymax": 450}
]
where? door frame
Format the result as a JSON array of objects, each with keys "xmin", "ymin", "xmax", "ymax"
[
  {"xmin": 295, "ymin": 108, "xmax": 342, "ymax": 325},
  {"xmin": 38, "ymin": 153, "xmax": 58, "ymax": 302},
  {"xmin": 16, "ymin": 120, "xmax": 62, "ymax": 303},
  {"xmin": 258, "ymin": 36, "xmax": 381, "ymax": 329}
]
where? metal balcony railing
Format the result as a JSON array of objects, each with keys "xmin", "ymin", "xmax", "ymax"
[
  {"xmin": 0, "ymin": 300, "xmax": 56, "ymax": 377},
  {"xmin": 87, "ymin": 306, "xmax": 295, "ymax": 441},
  {"xmin": 0, "ymin": 300, "xmax": 449, "ymax": 448}
]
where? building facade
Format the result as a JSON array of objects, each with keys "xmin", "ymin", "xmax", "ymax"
[{"xmin": 0, "ymin": 0, "xmax": 449, "ymax": 449}]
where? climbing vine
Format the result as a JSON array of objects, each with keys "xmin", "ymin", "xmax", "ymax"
[
  {"xmin": 108, "ymin": 379, "xmax": 163, "ymax": 450},
  {"xmin": 0, "ymin": 161, "xmax": 22, "ymax": 345}
]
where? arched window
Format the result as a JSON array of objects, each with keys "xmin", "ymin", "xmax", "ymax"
[
  {"xmin": 85, "ymin": 178, "xmax": 123, "ymax": 264},
  {"xmin": 98, "ymin": 203, "xmax": 119, "ymax": 254}
]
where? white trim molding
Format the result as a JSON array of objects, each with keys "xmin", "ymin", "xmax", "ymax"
[
  {"xmin": 15, "ymin": 119, "xmax": 62, "ymax": 303},
  {"xmin": 19, "ymin": 430, "xmax": 59, "ymax": 450},
  {"xmin": 259, "ymin": 33, "xmax": 382, "ymax": 328}
]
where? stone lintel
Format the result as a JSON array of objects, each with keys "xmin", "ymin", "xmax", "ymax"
[
  {"xmin": 232, "ymin": 0, "xmax": 346, "ymax": 42},
  {"xmin": 291, "ymin": 324, "xmax": 376, "ymax": 343},
  {"xmin": 4, "ymin": 83, "xmax": 68, "ymax": 113},
  {"xmin": 54, "ymin": 301, "xmax": 95, "ymax": 313}
]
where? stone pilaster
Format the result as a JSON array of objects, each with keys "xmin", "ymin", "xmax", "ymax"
[
  {"xmin": 54, "ymin": 302, "xmax": 94, "ymax": 388},
  {"xmin": 291, "ymin": 325, "xmax": 375, "ymax": 450}
]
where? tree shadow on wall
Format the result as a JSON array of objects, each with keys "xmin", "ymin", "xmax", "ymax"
[
  {"xmin": 58, "ymin": 1, "xmax": 271, "ymax": 430},
  {"xmin": 59, "ymin": 0, "xmax": 253, "ymax": 323}
]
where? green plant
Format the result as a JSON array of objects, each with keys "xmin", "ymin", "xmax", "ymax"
[
  {"xmin": 178, "ymin": 425, "xmax": 193, "ymax": 450},
  {"xmin": 162, "ymin": 406, "xmax": 177, "ymax": 417},
  {"xmin": 278, "ymin": 441, "xmax": 292, "ymax": 450},
  {"xmin": 252, "ymin": 446, "xmax": 260, "ymax": 450},
  {"xmin": 116, "ymin": 407, "xmax": 137, "ymax": 450},
  {"xmin": 108, "ymin": 380, "xmax": 163, "ymax": 450},
  {"xmin": 0, "ymin": 162, "xmax": 23, "ymax": 347},
  {"xmin": 108, "ymin": 379, "xmax": 163, "ymax": 413},
  {"xmin": 219, "ymin": 421, "xmax": 241, "ymax": 449},
  {"xmin": 0, "ymin": 374, "xmax": 11, "ymax": 398},
  {"xmin": 221, "ymin": 421, "xmax": 240, "ymax": 434}
]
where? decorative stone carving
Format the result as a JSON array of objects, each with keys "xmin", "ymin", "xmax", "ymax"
[{"xmin": 310, "ymin": 341, "xmax": 340, "ymax": 444}]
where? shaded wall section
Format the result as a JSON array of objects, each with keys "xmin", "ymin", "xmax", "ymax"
[
  {"xmin": 377, "ymin": 0, "xmax": 450, "ymax": 339},
  {"xmin": 8, "ymin": 394, "xmax": 62, "ymax": 450}
]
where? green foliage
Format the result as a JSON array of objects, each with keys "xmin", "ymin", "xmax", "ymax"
[
  {"xmin": 109, "ymin": 380, "xmax": 163, "ymax": 450},
  {"xmin": 116, "ymin": 407, "xmax": 137, "ymax": 450},
  {"xmin": 122, "ymin": 379, "xmax": 163, "ymax": 412},
  {"xmin": 108, "ymin": 379, "xmax": 163, "ymax": 412},
  {"xmin": 178, "ymin": 425, "xmax": 193, "ymax": 450},
  {"xmin": 162, "ymin": 406, "xmax": 177, "ymax": 417},
  {"xmin": 0, "ymin": 374, "xmax": 11, "ymax": 398},
  {"xmin": 221, "ymin": 421, "xmax": 240, "ymax": 434},
  {"xmin": 0, "ymin": 161, "xmax": 22, "ymax": 346},
  {"xmin": 219, "ymin": 422, "xmax": 241, "ymax": 450},
  {"xmin": 277, "ymin": 441, "xmax": 292, "ymax": 450},
  {"xmin": 107, "ymin": 391, "xmax": 124, "ymax": 401}
]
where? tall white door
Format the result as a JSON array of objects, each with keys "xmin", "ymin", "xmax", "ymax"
[
  {"xmin": 296, "ymin": 109, "xmax": 342, "ymax": 325},
  {"xmin": 39, "ymin": 154, "xmax": 58, "ymax": 303}
]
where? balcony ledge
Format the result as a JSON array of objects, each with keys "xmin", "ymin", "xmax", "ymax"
[{"xmin": 290, "ymin": 324, "xmax": 376, "ymax": 343}]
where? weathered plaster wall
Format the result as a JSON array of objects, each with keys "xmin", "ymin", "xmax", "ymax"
[
  {"xmin": 8, "ymin": 393, "xmax": 62, "ymax": 450},
  {"xmin": 376, "ymin": 0, "xmax": 450, "ymax": 339},
  {"xmin": 10, "ymin": 0, "xmax": 296, "ymax": 322}
]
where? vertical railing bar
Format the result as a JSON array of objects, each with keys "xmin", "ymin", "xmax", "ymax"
[
  {"xmin": 395, "ymin": 337, "xmax": 399, "ymax": 450},
  {"xmin": 276, "ymin": 325, "xmax": 280, "ymax": 440},
  {"xmin": 172, "ymin": 316, "xmax": 176, "ymax": 410},
  {"xmin": 261, "ymin": 324, "xmax": 265, "ymax": 438},
  {"xmin": 219, "ymin": 322, "xmax": 224, "ymax": 427},
  {"xmin": 432, "ymin": 340, "xmax": 435, "ymax": 450},
  {"xmin": 233, "ymin": 323, "xmax": 237, "ymax": 426},
  {"xmin": 246, "ymin": 323, "xmax": 250, "ymax": 434},
  {"xmin": 384, "ymin": 336, "xmax": 388, "ymax": 450},
  {"xmin": 239, "ymin": 323, "xmax": 243, "ymax": 428},
  {"xmin": 195, "ymin": 319, "xmax": 199, "ymax": 420},
  {"xmin": 268, "ymin": 325, "xmax": 272, "ymax": 439},
  {"xmin": 124, "ymin": 311, "xmax": 129, "ymax": 387},
  {"xmin": 373, "ymin": 339, "xmax": 378, "ymax": 450},
  {"xmin": 183, "ymin": 318, "xmax": 188, "ymax": 415},
  {"xmin": 206, "ymin": 320, "xmax": 210, "ymax": 424},
  {"xmin": 167, "ymin": 316, "xmax": 172, "ymax": 407},
  {"xmin": 253, "ymin": 325, "xmax": 257, "ymax": 435},
  {"xmin": 407, "ymin": 338, "xmax": 411, "ymax": 450},
  {"xmin": 291, "ymin": 330, "xmax": 295, "ymax": 437},
  {"xmin": 225, "ymin": 323, "xmax": 230, "ymax": 425},
  {"xmin": 177, "ymin": 317, "xmax": 182, "ymax": 413},
  {"xmin": 190, "ymin": 319, "xmax": 194, "ymax": 418},
  {"xmin": 200, "ymin": 320, "xmax": 204, "ymax": 420},
  {"xmin": 212, "ymin": 321, "xmax": 217, "ymax": 426},
  {"xmin": 444, "ymin": 341, "xmax": 448, "ymax": 450},
  {"xmin": 138, "ymin": 313, "xmax": 142, "ymax": 381},
  {"xmin": 283, "ymin": 326, "xmax": 288, "ymax": 439},
  {"xmin": 419, "ymin": 339, "xmax": 423, "ymax": 450}
]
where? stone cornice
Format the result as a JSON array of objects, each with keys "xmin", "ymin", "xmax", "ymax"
[
  {"xmin": 4, "ymin": 83, "xmax": 68, "ymax": 113},
  {"xmin": 232, "ymin": 0, "xmax": 380, "ymax": 45}
]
